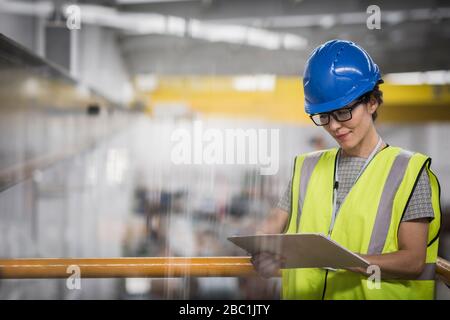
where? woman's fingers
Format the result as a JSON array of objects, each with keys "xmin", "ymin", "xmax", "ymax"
[{"xmin": 251, "ymin": 252, "xmax": 286, "ymax": 278}]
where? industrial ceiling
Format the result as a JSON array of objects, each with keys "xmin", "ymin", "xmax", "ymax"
[{"xmin": 11, "ymin": 0, "xmax": 450, "ymax": 75}]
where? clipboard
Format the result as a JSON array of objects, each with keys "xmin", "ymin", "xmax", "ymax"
[{"xmin": 228, "ymin": 233, "xmax": 370, "ymax": 269}]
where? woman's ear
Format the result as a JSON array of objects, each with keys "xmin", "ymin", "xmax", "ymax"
[{"xmin": 366, "ymin": 96, "xmax": 378, "ymax": 115}]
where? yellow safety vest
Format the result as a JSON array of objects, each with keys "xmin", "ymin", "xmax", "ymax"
[{"xmin": 282, "ymin": 146, "xmax": 441, "ymax": 300}]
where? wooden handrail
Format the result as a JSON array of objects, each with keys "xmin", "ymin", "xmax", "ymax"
[
  {"xmin": 0, "ymin": 256, "xmax": 449, "ymax": 287},
  {"xmin": 0, "ymin": 257, "xmax": 257, "ymax": 279},
  {"xmin": 437, "ymin": 257, "xmax": 450, "ymax": 287}
]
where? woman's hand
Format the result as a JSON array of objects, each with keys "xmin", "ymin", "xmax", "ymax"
[
  {"xmin": 250, "ymin": 252, "xmax": 286, "ymax": 278},
  {"xmin": 346, "ymin": 266, "xmax": 369, "ymax": 276},
  {"xmin": 345, "ymin": 254, "xmax": 370, "ymax": 276}
]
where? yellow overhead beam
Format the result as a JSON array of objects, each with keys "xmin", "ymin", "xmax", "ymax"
[
  {"xmin": 379, "ymin": 84, "xmax": 450, "ymax": 123},
  {"xmin": 138, "ymin": 76, "xmax": 450, "ymax": 124}
]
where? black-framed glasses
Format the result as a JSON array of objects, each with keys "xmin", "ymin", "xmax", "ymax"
[{"xmin": 309, "ymin": 99, "xmax": 365, "ymax": 126}]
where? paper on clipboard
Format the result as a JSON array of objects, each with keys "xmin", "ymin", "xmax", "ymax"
[{"xmin": 228, "ymin": 233, "xmax": 370, "ymax": 269}]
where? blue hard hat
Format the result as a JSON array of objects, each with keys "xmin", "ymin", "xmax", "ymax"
[{"xmin": 303, "ymin": 39, "xmax": 382, "ymax": 115}]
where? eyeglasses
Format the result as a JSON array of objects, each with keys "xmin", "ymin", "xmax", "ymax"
[{"xmin": 309, "ymin": 99, "xmax": 365, "ymax": 126}]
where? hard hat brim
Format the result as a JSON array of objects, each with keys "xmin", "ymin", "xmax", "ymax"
[{"xmin": 305, "ymin": 76, "xmax": 380, "ymax": 115}]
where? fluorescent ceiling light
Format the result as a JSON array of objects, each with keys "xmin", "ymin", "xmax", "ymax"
[
  {"xmin": 383, "ymin": 12, "xmax": 406, "ymax": 25},
  {"xmin": 116, "ymin": 0, "xmax": 198, "ymax": 4},
  {"xmin": 283, "ymin": 34, "xmax": 308, "ymax": 50},
  {"xmin": 0, "ymin": 0, "xmax": 53, "ymax": 17},
  {"xmin": 0, "ymin": 1, "xmax": 307, "ymax": 51},
  {"xmin": 207, "ymin": 7, "xmax": 450, "ymax": 29},
  {"xmin": 318, "ymin": 15, "xmax": 335, "ymax": 28},
  {"xmin": 135, "ymin": 74, "xmax": 159, "ymax": 91},
  {"xmin": 188, "ymin": 20, "xmax": 306, "ymax": 50},
  {"xmin": 189, "ymin": 20, "xmax": 247, "ymax": 44},
  {"xmin": 233, "ymin": 75, "xmax": 276, "ymax": 92},
  {"xmin": 167, "ymin": 16, "xmax": 186, "ymax": 36},
  {"xmin": 61, "ymin": 4, "xmax": 307, "ymax": 51},
  {"xmin": 247, "ymin": 28, "xmax": 280, "ymax": 50},
  {"xmin": 384, "ymin": 71, "xmax": 450, "ymax": 85}
]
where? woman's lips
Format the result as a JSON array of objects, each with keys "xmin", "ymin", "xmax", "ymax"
[{"xmin": 336, "ymin": 132, "xmax": 351, "ymax": 140}]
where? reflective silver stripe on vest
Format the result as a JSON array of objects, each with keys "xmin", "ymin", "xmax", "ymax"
[
  {"xmin": 417, "ymin": 263, "xmax": 436, "ymax": 280},
  {"xmin": 296, "ymin": 151, "xmax": 323, "ymax": 232},
  {"xmin": 367, "ymin": 150, "xmax": 414, "ymax": 255}
]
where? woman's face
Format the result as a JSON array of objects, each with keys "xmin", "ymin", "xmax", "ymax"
[{"xmin": 323, "ymin": 99, "xmax": 378, "ymax": 151}]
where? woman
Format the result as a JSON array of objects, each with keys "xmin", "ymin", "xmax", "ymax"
[{"xmin": 251, "ymin": 40, "xmax": 441, "ymax": 300}]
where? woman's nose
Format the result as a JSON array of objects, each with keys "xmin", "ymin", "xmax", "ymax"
[{"xmin": 327, "ymin": 116, "xmax": 342, "ymax": 131}]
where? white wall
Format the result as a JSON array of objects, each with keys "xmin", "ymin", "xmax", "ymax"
[
  {"xmin": 77, "ymin": 25, "xmax": 133, "ymax": 105},
  {"xmin": 0, "ymin": 13, "xmax": 133, "ymax": 106},
  {"xmin": 0, "ymin": 12, "xmax": 39, "ymax": 53}
]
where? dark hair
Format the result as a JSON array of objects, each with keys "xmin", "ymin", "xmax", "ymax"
[{"xmin": 359, "ymin": 80, "xmax": 384, "ymax": 122}]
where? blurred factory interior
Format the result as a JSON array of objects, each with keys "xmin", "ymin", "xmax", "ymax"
[{"xmin": 0, "ymin": 0, "xmax": 449, "ymax": 299}]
